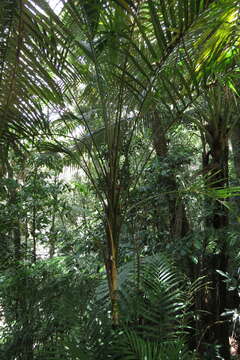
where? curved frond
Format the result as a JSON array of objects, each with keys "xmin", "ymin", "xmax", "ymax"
[{"xmin": 0, "ymin": 0, "xmax": 70, "ymax": 145}]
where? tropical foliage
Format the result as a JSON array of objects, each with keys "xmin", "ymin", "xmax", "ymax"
[{"xmin": 0, "ymin": 0, "xmax": 240, "ymax": 359}]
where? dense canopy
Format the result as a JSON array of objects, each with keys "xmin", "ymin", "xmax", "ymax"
[{"xmin": 0, "ymin": 0, "xmax": 240, "ymax": 359}]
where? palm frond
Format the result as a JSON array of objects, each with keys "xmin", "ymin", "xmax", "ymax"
[
  {"xmin": 0, "ymin": 0, "xmax": 71, "ymax": 147},
  {"xmin": 115, "ymin": 330, "xmax": 195, "ymax": 359}
]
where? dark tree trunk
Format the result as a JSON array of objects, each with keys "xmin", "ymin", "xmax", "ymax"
[
  {"xmin": 151, "ymin": 112, "xmax": 190, "ymax": 240},
  {"xmin": 0, "ymin": 142, "xmax": 8, "ymax": 178},
  {"xmin": 199, "ymin": 120, "xmax": 230, "ymax": 359},
  {"xmin": 231, "ymin": 121, "xmax": 240, "ymax": 179},
  {"xmin": 230, "ymin": 121, "xmax": 240, "ymax": 213}
]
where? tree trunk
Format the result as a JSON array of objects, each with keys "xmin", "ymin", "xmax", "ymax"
[
  {"xmin": 150, "ymin": 112, "xmax": 190, "ymax": 240},
  {"xmin": 103, "ymin": 157, "xmax": 122, "ymax": 327},
  {"xmin": 230, "ymin": 121, "xmax": 240, "ymax": 213},
  {"xmin": 200, "ymin": 120, "xmax": 230, "ymax": 359},
  {"xmin": 104, "ymin": 199, "xmax": 121, "ymax": 327},
  {"xmin": 231, "ymin": 121, "xmax": 240, "ymax": 179},
  {"xmin": 0, "ymin": 142, "xmax": 8, "ymax": 178}
]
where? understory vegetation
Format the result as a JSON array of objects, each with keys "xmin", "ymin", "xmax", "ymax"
[{"xmin": 1, "ymin": 0, "xmax": 240, "ymax": 359}]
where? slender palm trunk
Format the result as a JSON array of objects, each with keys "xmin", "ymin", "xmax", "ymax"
[{"xmin": 104, "ymin": 198, "xmax": 121, "ymax": 327}]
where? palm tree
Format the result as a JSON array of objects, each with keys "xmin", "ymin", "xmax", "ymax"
[
  {"xmin": 1, "ymin": 0, "xmax": 240, "ymax": 357},
  {"xmin": 42, "ymin": 2, "xmax": 240, "ymax": 350}
]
